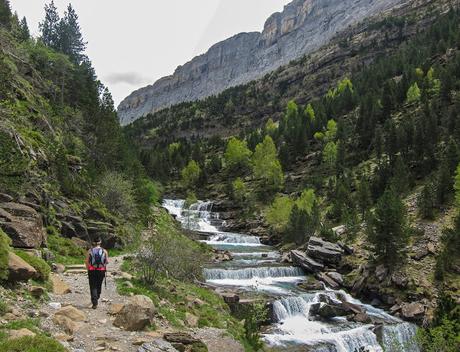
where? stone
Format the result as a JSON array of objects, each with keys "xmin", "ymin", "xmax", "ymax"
[
  {"xmin": 306, "ymin": 237, "xmax": 343, "ymax": 265},
  {"xmin": 118, "ymin": 0, "xmax": 407, "ymax": 126},
  {"xmin": 51, "ymin": 274, "xmax": 72, "ymax": 295},
  {"xmin": 290, "ymin": 250, "xmax": 324, "ymax": 273},
  {"xmin": 54, "ymin": 306, "xmax": 86, "ymax": 322},
  {"xmin": 164, "ymin": 333, "xmax": 199, "ymax": 345},
  {"xmin": 391, "ymin": 271, "xmax": 408, "ymax": 288},
  {"xmin": 375, "ymin": 264, "xmax": 388, "ymax": 282},
  {"xmin": 113, "ymin": 295, "xmax": 155, "ymax": 331},
  {"xmin": 52, "ymin": 263, "xmax": 66, "ymax": 273},
  {"xmin": 29, "ymin": 286, "xmax": 45, "ymax": 298},
  {"xmin": 0, "ymin": 202, "xmax": 46, "ymax": 248},
  {"xmin": 281, "ymin": 252, "xmax": 292, "ymax": 263},
  {"xmin": 222, "ymin": 293, "xmax": 240, "ymax": 304},
  {"xmin": 0, "ymin": 193, "xmax": 14, "ymax": 203},
  {"xmin": 317, "ymin": 272, "xmax": 341, "ymax": 290},
  {"xmin": 401, "ymin": 302, "xmax": 425, "ymax": 320},
  {"xmin": 53, "ymin": 333, "xmax": 74, "ymax": 342},
  {"xmin": 7, "ymin": 328, "xmax": 36, "ymax": 340},
  {"xmin": 138, "ymin": 339, "xmax": 178, "ymax": 352},
  {"xmin": 297, "ymin": 277, "xmax": 323, "ymax": 291},
  {"xmin": 120, "ymin": 272, "xmax": 134, "ymax": 280},
  {"xmin": 326, "ymin": 272, "xmax": 343, "ymax": 285},
  {"xmin": 332, "ymin": 225, "xmax": 347, "ymax": 237},
  {"xmin": 52, "ymin": 315, "xmax": 81, "ymax": 335},
  {"xmin": 7, "ymin": 252, "xmax": 37, "ymax": 282},
  {"xmin": 49, "ymin": 302, "xmax": 62, "ymax": 310},
  {"xmin": 71, "ymin": 237, "xmax": 89, "ymax": 249},
  {"xmin": 108, "ymin": 303, "xmax": 124, "ymax": 315},
  {"xmin": 185, "ymin": 312, "xmax": 198, "ymax": 327}
]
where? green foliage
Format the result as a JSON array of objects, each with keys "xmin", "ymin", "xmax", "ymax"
[
  {"xmin": 224, "ymin": 137, "xmax": 252, "ymax": 173},
  {"xmin": 325, "ymin": 119, "xmax": 338, "ymax": 141},
  {"xmin": 406, "ymin": 82, "xmax": 421, "ymax": 103},
  {"xmin": 97, "ymin": 171, "xmax": 136, "ymax": 218},
  {"xmin": 0, "ymin": 335, "xmax": 66, "ymax": 352},
  {"xmin": 295, "ymin": 189, "xmax": 316, "ymax": 214},
  {"xmin": 266, "ymin": 196, "xmax": 294, "ymax": 233},
  {"xmin": 0, "ymin": 300, "xmax": 7, "ymax": 316},
  {"xmin": 47, "ymin": 234, "xmax": 86, "ymax": 264},
  {"xmin": 322, "ymin": 141, "xmax": 337, "ymax": 166},
  {"xmin": 14, "ymin": 251, "xmax": 50, "ymax": 282},
  {"xmin": 184, "ymin": 191, "xmax": 198, "ymax": 208},
  {"xmin": 305, "ymin": 103, "xmax": 315, "ymax": 122},
  {"xmin": 242, "ymin": 302, "xmax": 268, "ymax": 351},
  {"xmin": 181, "ymin": 160, "xmax": 201, "ymax": 190},
  {"xmin": 252, "ymin": 136, "xmax": 284, "ymax": 196},
  {"xmin": 286, "ymin": 201, "xmax": 320, "ymax": 245},
  {"xmin": 367, "ymin": 187, "xmax": 409, "ymax": 267},
  {"xmin": 264, "ymin": 118, "xmax": 278, "ymax": 137},
  {"xmin": 231, "ymin": 177, "xmax": 247, "ymax": 204},
  {"xmin": 417, "ymin": 318, "xmax": 460, "ymax": 352},
  {"xmin": 0, "ymin": 131, "xmax": 29, "ymax": 193},
  {"xmin": 0, "ymin": 229, "xmax": 11, "ymax": 281},
  {"xmin": 0, "ymin": 0, "xmax": 12, "ymax": 29},
  {"xmin": 136, "ymin": 209, "xmax": 209, "ymax": 284}
]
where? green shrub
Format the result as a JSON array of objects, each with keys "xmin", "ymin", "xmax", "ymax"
[
  {"xmin": 47, "ymin": 234, "xmax": 86, "ymax": 262},
  {"xmin": 0, "ymin": 335, "xmax": 66, "ymax": 352},
  {"xmin": 14, "ymin": 251, "xmax": 50, "ymax": 282},
  {"xmin": 97, "ymin": 171, "xmax": 137, "ymax": 218},
  {"xmin": 0, "ymin": 229, "xmax": 11, "ymax": 281}
]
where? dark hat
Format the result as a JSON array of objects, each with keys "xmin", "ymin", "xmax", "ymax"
[{"xmin": 92, "ymin": 237, "xmax": 102, "ymax": 244}]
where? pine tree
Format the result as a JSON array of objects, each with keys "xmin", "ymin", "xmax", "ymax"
[
  {"xmin": 437, "ymin": 160, "xmax": 453, "ymax": 206},
  {"xmin": 356, "ymin": 175, "xmax": 372, "ymax": 217},
  {"xmin": 59, "ymin": 4, "xmax": 87, "ymax": 63},
  {"xmin": 367, "ymin": 187, "xmax": 409, "ymax": 267},
  {"xmin": 19, "ymin": 16, "xmax": 30, "ymax": 41},
  {"xmin": 418, "ymin": 181, "xmax": 436, "ymax": 220},
  {"xmin": 39, "ymin": 1, "xmax": 60, "ymax": 49},
  {"xmin": 391, "ymin": 155, "xmax": 410, "ymax": 194},
  {"xmin": 0, "ymin": 0, "xmax": 11, "ymax": 29}
]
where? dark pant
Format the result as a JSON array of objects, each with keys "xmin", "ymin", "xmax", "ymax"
[{"xmin": 88, "ymin": 270, "xmax": 105, "ymax": 306}]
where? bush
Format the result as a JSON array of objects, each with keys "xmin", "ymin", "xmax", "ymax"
[
  {"xmin": 0, "ymin": 335, "xmax": 66, "ymax": 352},
  {"xmin": 224, "ymin": 137, "xmax": 252, "ymax": 174},
  {"xmin": 14, "ymin": 251, "xmax": 50, "ymax": 282},
  {"xmin": 181, "ymin": 160, "xmax": 201, "ymax": 190},
  {"xmin": 0, "ymin": 301, "xmax": 7, "ymax": 316},
  {"xmin": 97, "ymin": 171, "xmax": 136, "ymax": 218},
  {"xmin": 0, "ymin": 229, "xmax": 11, "ymax": 281},
  {"xmin": 136, "ymin": 211, "xmax": 209, "ymax": 284},
  {"xmin": 231, "ymin": 178, "xmax": 247, "ymax": 204}
]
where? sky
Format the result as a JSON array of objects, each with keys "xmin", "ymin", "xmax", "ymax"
[{"xmin": 10, "ymin": 0, "xmax": 291, "ymax": 106}]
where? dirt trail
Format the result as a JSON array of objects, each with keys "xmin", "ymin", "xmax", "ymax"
[{"xmin": 40, "ymin": 256, "xmax": 244, "ymax": 352}]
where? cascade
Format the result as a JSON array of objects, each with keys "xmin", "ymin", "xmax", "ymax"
[{"xmin": 162, "ymin": 199, "xmax": 420, "ymax": 352}]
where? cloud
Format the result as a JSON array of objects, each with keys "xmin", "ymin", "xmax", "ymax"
[{"xmin": 104, "ymin": 72, "xmax": 150, "ymax": 86}]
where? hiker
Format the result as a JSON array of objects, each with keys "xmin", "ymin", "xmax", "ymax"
[{"xmin": 85, "ymin": 237, "xmax": 109, "ymax": 309}]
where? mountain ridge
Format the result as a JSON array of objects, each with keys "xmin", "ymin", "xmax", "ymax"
[{"xmin": 118, "ymin": 0, "xmax": 408, "ymax": 125}]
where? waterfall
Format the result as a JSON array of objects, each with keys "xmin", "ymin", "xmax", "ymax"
[
  {"xmin": 205, "ymin": 233, "xmax": 262, "ymax": 245},
  {"xmin": 204, "ymin": 266, "xmax": 305, "ymax": 280},
  {"xmin": 272, "ymin": 294, "xmax": 318, "ymax": 321},
  {"xmin": 335, "ymin": 327, "xmax": 383, "ymax": 352}
]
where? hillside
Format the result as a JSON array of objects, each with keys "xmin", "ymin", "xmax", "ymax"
[
  {"xmin": 118, "ymin": 0, "xmax": 408, "ymax": 125},
  {"xmin": 125, "ymin": 1, "xmax": 460, "ymax": 350}
]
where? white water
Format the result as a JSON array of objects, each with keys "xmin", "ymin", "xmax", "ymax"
[{"xmin": 162, "ymin": 199, "xmax": 420, "ymax": 352}]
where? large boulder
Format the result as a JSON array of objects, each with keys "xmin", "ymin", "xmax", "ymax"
[
  {"xmin": 113, "ymin": 295, "xmax": 155, "ymax": 331},
  {"xmin": 138, "ymin": 339, "xmax": 178, "ymax": 352},
  {"xmin": 306, "ymin": 237, "xmax": 344, "ymax": 265},
  {"xmin": 291, "ymin": 250, "xmax": 324, "ymax": 273},
  {"xmin": 401, "ymin": 302, "xmax": 425, "ymax": 321},
  {"xmin": 54, "ymin": 306, "xmax": 87, "ymax": 322},
  {"xmin": 7, "ymin": 252, "xmax": 37, "ymax": 281},
  {"xmin": 0, "ymin": 202, "xmax": 46, "ymax": 248}
]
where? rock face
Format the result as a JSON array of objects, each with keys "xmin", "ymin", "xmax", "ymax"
[
  {"xmin": 0, "ymin": 202, "xmax": 46, "ymax": 248},
  {"xmin": 113, "ymin": 295, "xmax": 155, "ymax": 331},
  {"xmin": 118, "ymin": 0, "xmax": 406, "ymax": 125}
]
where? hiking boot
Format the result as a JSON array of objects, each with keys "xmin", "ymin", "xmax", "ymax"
[{"xmin": 92, "ymin": 304, "xmax": 97, "ymax": 309}]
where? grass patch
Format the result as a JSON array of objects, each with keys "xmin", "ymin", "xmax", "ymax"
[
  {"xmin": 0, "ymin": 335, "xmax": 66, "ymax": 352},
  {"xmin": 47, "ymin": 234, "xmax": 86, "ymax": 265}
]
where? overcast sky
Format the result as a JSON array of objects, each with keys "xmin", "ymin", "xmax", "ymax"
[{"xmin": 10, "ymin": 0, "xmax": 291, "ymax": 106}]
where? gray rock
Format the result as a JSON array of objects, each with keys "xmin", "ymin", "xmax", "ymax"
[
  {"xmin": 291, "ymin": 250, "xmax": 324, "ymax": 273},
  {"xmin": 306, "ymin": 237, "xmax": 343, "ymax": 265},
  {"xmin": 0, "ymin": 203, "xmax": 46, "ymax": 248},
  {"xmin": 118, "ymin": 0, "xmax": 407, "ymax": 125},
  {"xmin": 138, "ymin": 339, "xmax": 178, "ymax": 352}
]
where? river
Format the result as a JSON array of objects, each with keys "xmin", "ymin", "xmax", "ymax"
[{"xmin": 163, "ymin": 199, "xmax": 420, "ymax": 352}]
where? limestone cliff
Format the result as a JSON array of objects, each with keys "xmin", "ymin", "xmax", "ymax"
[{"xmin": 118, "ymin": 0, "xmax": 407, "ymax": 125}]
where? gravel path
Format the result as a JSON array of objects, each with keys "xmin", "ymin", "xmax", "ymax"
[{"xmin": 42, "ymin": 257, "xmax": 158, "ymax": 352}]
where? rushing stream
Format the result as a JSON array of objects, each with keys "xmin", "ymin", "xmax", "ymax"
[{"xmin": 163, "ymin": 199, "xmax": 420, "ymax": 352}]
